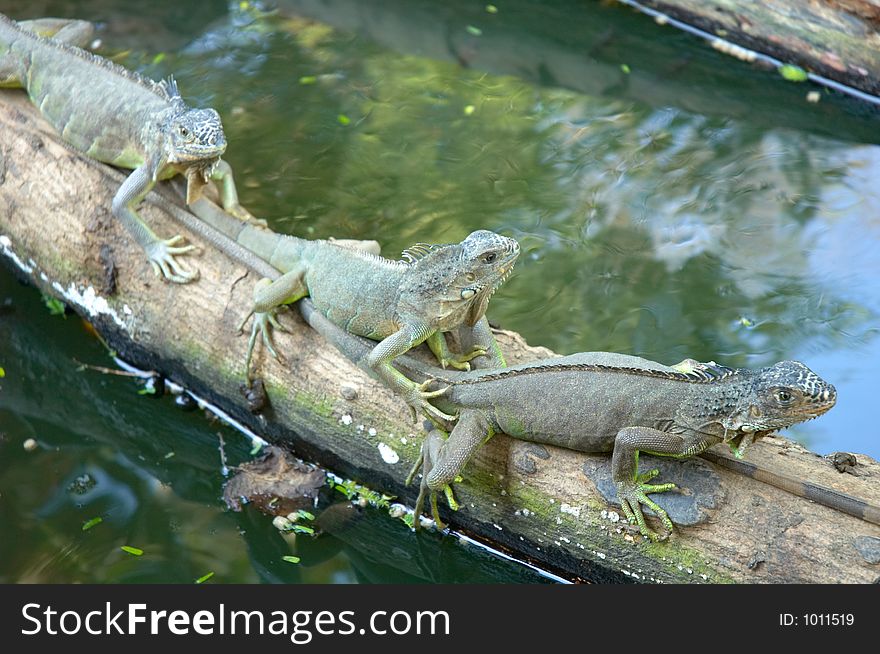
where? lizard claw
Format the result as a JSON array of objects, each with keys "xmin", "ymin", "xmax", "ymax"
[
  {"xmin": 439, "ymin": 347, "xmax": 488, "ymax": 371},
  {"xmin": 615, "ymin": 478, "xmax": 676, "ymax": 542},
  {"xmin": 146, "ymin": 236, "xmax": 199, "ymax": 283},
  {"xmin": 410, "ymin": 431, "xmax": 457, "ymax": 531},
  {"xmin": 406, "ymin": 380, "xmax": 456, "ymax": 425},
  {"xmin": 241, "ymin": 308, "xmax": 286, "ymax": 381}
]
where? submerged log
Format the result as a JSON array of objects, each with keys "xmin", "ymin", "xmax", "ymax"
[{"xmin": 1, "ymin": 91, "xmax": 879, "ymax": 583}]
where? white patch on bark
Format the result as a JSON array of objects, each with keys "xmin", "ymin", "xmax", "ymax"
[{"xmin": 377, "ymin": 442, "xmax": 399, "ymax": 464}]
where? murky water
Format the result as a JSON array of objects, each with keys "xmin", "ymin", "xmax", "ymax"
[{"xmin": 1, "ymin": 0, "xmax": 878, "ymax": 582}]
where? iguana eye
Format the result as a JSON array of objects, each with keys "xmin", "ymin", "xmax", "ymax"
[
  {"xmin": 483, "ymin": 252, "xmax": 497, "ymax": 264},
  {"xmin": 178, "ymin": 126, "xmax": 189, "ymax": 137},
  {"xmin": 775, "ymin": 390, "xmax": 793, "ymax": 403}
]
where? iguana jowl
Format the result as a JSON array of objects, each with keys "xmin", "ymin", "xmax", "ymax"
[
  {"xmin": 181, "ymin": 198, "xmax": 519, "ymax": 423},
  {"xmin": 300, "ymin": 300, "xmax": 838, "ymax": 541},
  {"xmin": 0, "ymin": 13, "xmax": 257, "ymax": 282}
]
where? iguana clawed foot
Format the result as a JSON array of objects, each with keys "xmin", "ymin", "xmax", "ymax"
[
  {"xmin": 405, "ymin": 378, "xmax": 455, "ymax": 425},
  {"xmin": 615, "ymin": 469, "xmax": 676, "ymax": 542},
  {"xmin": 240, "ymin": 306, "xmax": 289, "ymax": 380},
  {"xmin": 406, "ymin": 432, "xmax": 459, "ymax": 531},
  {"xmin": 146, "ymin": 235, "xmax": 199, "ymax": 283},
  {"xmin": 438, "ymin": 347, "xmax": 488, "ymax": 371}
]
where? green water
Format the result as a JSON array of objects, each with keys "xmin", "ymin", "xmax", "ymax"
[{"xmin": 1, "ymin": 0, "xmax": 878, "ymax": 583}]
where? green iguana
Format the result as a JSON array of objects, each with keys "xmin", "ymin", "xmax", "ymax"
[
  {"xmin": 0, "ymin": 13, "xmax": 257, "ymax": 282},
  {"xmin": 176, "ymin": 198, "xmax": 519, "ymax": 424},
  {"xmin": 299, "ymin": 299, "xmax": 839, "ymax": 541}
]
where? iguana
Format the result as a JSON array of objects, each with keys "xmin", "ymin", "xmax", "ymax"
[
  {"xmin": 171, "ymin": 197, "xmax": 519, "ymax": 423},
  {"xmin": 0, "ymin": 13, "xmax": 257, "ymax": 282},
  {"xmin": 299, "ymin": 298, "xmax": 840, "ymax": 541}
]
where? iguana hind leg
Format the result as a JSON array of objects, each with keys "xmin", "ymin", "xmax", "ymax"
[
  {"xmin": 113, "ymin": 163, "xmax": 198, "ymax": 283},
  {"xmin": 410, "ymin": 414, "xmax": 493, "ymax": 528},
  {"xmin": 241, "ymin": 268, "xmax": 308, "ymax": 380}
]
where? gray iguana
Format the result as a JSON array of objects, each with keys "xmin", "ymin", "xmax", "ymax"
[
  {"xmin": 0, "ymin": 13, "xmax": 257, "ymax": 282},
  {"xmin": 299, "ymin": 299, "xmax": 838, "ymax": 541},
  {"xmin": 176, "ymin": 198, "xmax": 519, "ymax": 423}
]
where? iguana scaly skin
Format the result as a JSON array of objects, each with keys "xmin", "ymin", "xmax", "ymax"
[
  {"xmin": 299, "ymin": 300, "xmax": 838, "ymax": 541},
  {"xmin": 0, "ymin": 13, "xmax": 257, "ymax": 282},
  {"xmin": 179, "ymin": 198, "xmax": 519, "ymax": 423}
]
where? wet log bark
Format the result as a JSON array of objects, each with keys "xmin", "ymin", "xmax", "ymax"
[
  {"xmin": 638, "ymin": 0, "xmax": 880, "ymax": 96},
  {"xmin": 2, "ymin": 91, "xmax": 879, "ymax": 583}
]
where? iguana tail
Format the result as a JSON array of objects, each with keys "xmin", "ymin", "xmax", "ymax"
[{"xmin": 186, "ymin": 196, "xmax": 309, "ymax": 269}]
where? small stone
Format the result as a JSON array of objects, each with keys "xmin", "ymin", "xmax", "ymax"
[
  {"xmin": 272, "ymin": 516, "xmax": 293, "ymax": 531},
  {"xmin": 23, "ymin": 438, "xmax": 38, "ymax": 452},
  {"xmin": 388, "ymin": 504, "xmax": 406, "ymax": 518},
  {"xmin": 340, "ymin": 383, "xmax": 358, "ymax": 400},
  {"xmin": 806, "ymin": 91, "xmax": 821, "ymax": 103}
]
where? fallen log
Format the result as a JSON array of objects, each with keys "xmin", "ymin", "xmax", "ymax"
[{"xmin": 2, "ymin": 91, "xmax": 879, "ymax": 583}]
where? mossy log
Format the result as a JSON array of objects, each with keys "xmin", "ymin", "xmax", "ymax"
[
  {"xmin": 2, "ymin": 91, "xmax": 879, "ymax": 583},
  {"xmin": 638, "ymin": 0, "xmax": 880, "ymax": 96}
]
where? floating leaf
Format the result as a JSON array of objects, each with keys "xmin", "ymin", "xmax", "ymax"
[
  {"xmin": 152, "ymin": 52, "xmax": 166, "ymax": 65},
  {"xmin": 164, "ymin": 451, "xmax": 175, "ymax": 459},
  {"xmin": 282, "ymin": 556, "xmax": 301, "ymax": 564},
  {"xmin": 0, "ymin": 366, "xmax": 5, "ymax": 378},
  {"xmin": 82, "ymin": 517, "xmax": 103, "ymax": 531},
  {"xmin": 337, "ymin": 114, "xmax": 351, "ymax": 125},
  {"xmin": 42, "ymin": 294, "xmax": 66, "ymax": 317},
  {"xmin": 620, "ymin": 64, "xmax": 631, "ymax": 74},
  {"xmin": 779, "ymin": 64, "xmax": 808, "ymax": 82},
  {"xmin": 464, "ymin": 104, "xmax": 476, "ymax": 116},
  {"xmin": 292, "ymin": 524, "xmax": 315, "ymax": 535},
  {"xmin": 486, "ymin": 4, "xmax": 498, "ymax": 13},
  {"xmin": 296, "ymin": 509, "xmax": 315, "ymax": 521},
  {"xmin": 299, "ymin": 75, "xmax": 317, "ymax": 85},
  {"xmin": 249, "ymin": 441, "xmax": 263, "ymax": 456},
  {"xmin": 466, "ymin": 25, "xmax": 483, "ymax": 36},
  {"xmin": 121, "ymin": 545, "xmax": 143, "ymax": 556},
  {"xmin": 195, "ymin": 572, "xmax": 215, "ymax": 584}
]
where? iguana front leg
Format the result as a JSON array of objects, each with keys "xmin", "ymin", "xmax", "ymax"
[
  {"xmin": 455, "ymin": 316, "xmax": 506, "ymax": 369},
  {"xmin": 366, "ymin": 325, "xmax": 456, "ymax": 425},
  {"xmin": 426, "ymin": 331, "xmax": 486, "ymax": 371},
  {"xmin": 408, "ymin": 413, "xmax": 494, "ymax": 528},
  {"xmin": 206, "ymin": 159, "xmax": 266, "ymax": 227},
  {"xmin": 611, "ymin": 427, "xmax": 716, "ymax": 542},
  {"xmin": 113, "ymin": 163, "xmax": 198, "ymax": 283}
]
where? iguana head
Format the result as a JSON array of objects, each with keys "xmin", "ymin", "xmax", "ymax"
[
  {"xmin": 398, "ymin": 230, "xmax": 520, "ymax": 329},
  {"xmin": 166, "ymin": 107, "xmax": 227, "ymax": 164},
  {"xmin": 721, "ymin": 360, "xmax": 836, "ymax": 439}
]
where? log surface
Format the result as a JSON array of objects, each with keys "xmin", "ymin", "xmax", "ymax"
[{"xmin": 2, "ymin": 91, "xmax": 879, "ymax": 583}]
